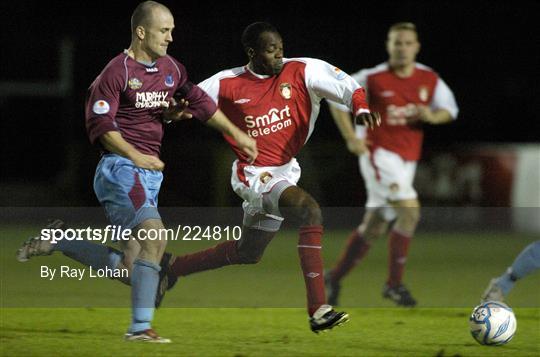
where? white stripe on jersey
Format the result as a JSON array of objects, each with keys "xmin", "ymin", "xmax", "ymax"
[
  {"xmin": 296, "ymin": 57, "xmax": 363, "ymax": 143},
  {"xmin": 198, "ymin": 66, "xmax": 246, "ymax": 104},
  {"xmin": 122, "ymin": 55, "xmax": 129, "ymax": 92}
]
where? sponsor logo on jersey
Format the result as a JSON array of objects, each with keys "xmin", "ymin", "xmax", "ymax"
[
  {"xmin": 234, "ymin": 98, "xmax": 251, "ymax": 104},
  {"xmin": 279, "ymin": 83, "xmax": 292, "ymax": 99},
  {"xmin": 165, "ymin": 75, "xmax": 174, "ymax": 87},
  {"xmin": 145, "ymin": 67, "xmax": 159, "ymax": 73},
  {"xmin": 128, "ymin": 78, "xmax": 143, "ymax": 90},
  {"xmin": 135, "ymin": 91, "xmax": 169, "ymax": 108},
  {"xmin": 334, "ymin": 67, "xmax": 347, "ymax": 80},
  {"xmin": 419, "ymin": 86, "xmax": 429, "ymax": 102},
  {"xmin": 92, "ymin": 100, "xmax": 110, "ymax": 115},
  {"xmin": 386, "ymin": 104, "xmax": 418, "ymax": 126},
  {"xmin": 244, "ymin": 105, "xmax": 293, "ymax": 138},
  {"xmin": 381, "ymin": 90, "xmax": 395, "ymax": 97}
]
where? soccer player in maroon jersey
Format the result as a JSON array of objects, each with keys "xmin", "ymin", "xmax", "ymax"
[
  {"xmin": 17, "ymin": 1, "xmax": 257, "ymax": 343},
  {"xmin": 326, "ymin": 22, "xmax": 459, "ymax": 307},
  {"xmin": 158, "ymin": 22, "xmax": 380, "ymax": 333}
]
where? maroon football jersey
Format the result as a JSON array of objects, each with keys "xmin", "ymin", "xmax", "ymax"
[{"xmin": 85, "ymin": 52, "xmax": 217, "ymax": 156}]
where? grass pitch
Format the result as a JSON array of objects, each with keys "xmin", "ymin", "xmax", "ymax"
[
  {"xmin": 2, "ymin": 308, "xmax": 539, "ymax": 356},
  {"xmin": 1, "ymin": 225, "xmax": 539, "ymax": 356}
]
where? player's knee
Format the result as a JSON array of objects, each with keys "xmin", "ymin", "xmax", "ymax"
[
  {"xmin": 406, "ymin": 206, "xmax": 421, "ymax": 225},
  {"xmin": 122, "ymin": 251, "xmax": 136, "ymax": 270},
  {"xmin": 138, "ymin": 239, "xmax": 166, "ymax": 262},
  {"xmin": 300, "ymin": 199, "xmax": 322, "ymax": 225},
  {"xmin": 279, "ymin": 188, "xmax": 322, "ymax": 226},
  {"xmin": 363, "ymin": 223, "xmax": 386, "ymax": 241},
  {"xmin": 397, "ymin": 206, "xmax": 421, "ymax": 230}
]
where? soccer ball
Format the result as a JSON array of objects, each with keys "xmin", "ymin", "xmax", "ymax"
[{"xmin": 469, "ymin": 301, "xmax": 517, "ymax": 345}]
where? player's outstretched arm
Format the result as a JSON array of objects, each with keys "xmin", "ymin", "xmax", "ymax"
[
  {"xmin": 412, "ymin": 106, "xmax": 453, "ymax": 125},
  {"xmin": 99, "ymin": 131, "xmax": 165, "ymax": 171},
  {"xmin": 205, "ymin": 110, "xmax": 258, "ymax": 163},
  {"xmin": 329, "ymin": 104, "xmax": 369, "ymax": 156}
]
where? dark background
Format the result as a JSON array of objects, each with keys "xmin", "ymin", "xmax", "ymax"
[{"xmin": 1, "ymin": 0, "xmax": 539, "ymax": 207}]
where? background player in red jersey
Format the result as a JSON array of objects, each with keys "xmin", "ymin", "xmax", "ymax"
[
  {"xmin": 159, "ymin": 22, "xmax": 380, "ymax": 333},
  {"xmin": 326, "ymin": 22, "xmax": 459, "ymax": 307},
  {"xmin": 17, "ymin": 1, "xmax": 257, "ymax": 343}
]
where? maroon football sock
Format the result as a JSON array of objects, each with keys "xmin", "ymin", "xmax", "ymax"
[
  {"xmin": 298, "ymin": 225, "xmax": 327, "ymax": 316},
  {"xmin": 387, "ymin": 230, "xmax": 412, "ymax": 287},
  {"xmin": 170, "ymin": 240, "xmax": 240, "ymax": 277},
  {"xmin": 330, "ymin": 229, "xmax": 371, "ymax": 283}
]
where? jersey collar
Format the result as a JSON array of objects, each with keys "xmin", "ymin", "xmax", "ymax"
[{"xmin": 245, "ymin": 64, "xmax": 271, "ymax": 79}]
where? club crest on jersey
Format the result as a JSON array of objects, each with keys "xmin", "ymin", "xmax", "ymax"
[
  {"xmin": 279, "ymin": 83, "xmax": 292, "ymax": 99},
  {"xmin": 260, "ymin": 172, "xmax": 273, "ymax": 184},
  {"xmin": 165, "ymin": 75, "xmax": 174, "ymax": 87},
  {"xmin": 418, "ymin": 86, "xmax": 429, "ymax": 102},
  {"xmin": 92, "ymin": 100, "xmax": 110, "ymax": 114},
  {"xmin": 128, "ymin": 78, "xmax": 143, "ymax": 90}
]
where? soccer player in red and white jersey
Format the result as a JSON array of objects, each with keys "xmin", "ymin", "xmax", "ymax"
[
  {"xmin": 16, "ymin": 1, "xmax": 257, "ymax": 343},
  {"xmin": 160, "ymin": 22, "xmax": 380, "ymax": 333},
  {"xmin": 326, "ymin": 22, "xmax": 459, "ymax": 307}
]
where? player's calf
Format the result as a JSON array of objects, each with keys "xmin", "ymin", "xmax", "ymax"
[
  {"xmin": 235, "ymin": 229, "xmax": 274, "ymax": 264},
  {"xmin": 155, "ymin": 252, "xmax": 179, "ymax": 308},
  {"xmin": 324, "ymin": 270, "xmax": 341, "ymax": 306}
]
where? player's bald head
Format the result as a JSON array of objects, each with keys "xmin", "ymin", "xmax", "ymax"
[{"xmin": 131, "ymin": 1, "xmax": 172, "ymax": 34}]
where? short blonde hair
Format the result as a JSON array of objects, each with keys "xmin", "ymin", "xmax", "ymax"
[{"xmin": 388, "ymin": 22, "xmax": 417, "ymax": 35}]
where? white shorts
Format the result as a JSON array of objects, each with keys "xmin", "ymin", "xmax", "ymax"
[
  {"xmin": 231, "ymin": 159, "xmax": 301, "ymax": 232},
  {"xmin": 359, "ymin": 147, "xmax": 417, "ymax": 220}
]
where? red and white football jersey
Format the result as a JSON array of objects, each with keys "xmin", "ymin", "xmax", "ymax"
[
  {"xmin": 198, "ymin": 58, "xmax": 368, "ymax": 167},
  {"xmin": 334, "ymin": 62, "xmax": 458, "ymax": 161}
]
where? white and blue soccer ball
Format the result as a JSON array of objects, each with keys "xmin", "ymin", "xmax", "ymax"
[{"xmin": 469, "ymin": 301, "xmax": 517, "ymax": 346}]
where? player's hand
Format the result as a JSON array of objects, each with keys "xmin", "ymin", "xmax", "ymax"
[
  {"xmin": 235, "ymin": 134, "xmax": 258, "ymax": 164},
  {"xmin": 355, "ymin": 112, "xmax": 381, "ymax": 129},
  {"xmin": 411, "ymin": 105, "xmax": 435, "ymax": 124},
  {"xmin": 131, "ymin": 153, "xmax": 165, "ymax": 171},
  {"xmin": 346, "ymin": 137, "xmax": 370, "ymax": 156},
  {"xmin": 162, "ymin": 97, "xmax": 193, "ymax": 123}
]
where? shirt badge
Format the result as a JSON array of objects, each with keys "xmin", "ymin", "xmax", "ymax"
[
  {"xmin": 128, "ymin": 78, "xmax": 143, "ymax": 90},
  {"xmin": 165, "ymin": 75, "xmax": 174, "ymax": 87},
  {"xmin": 334, "ymin": 67, "xmax": 347, "ymax": 80},
  {"xmin": 419, "ymin": 86, "xmax": 429, "ymax": 102},
  {"xmin": 279, "ymin": 83, "xmax": 292, "ymax": 99},
  {"xmin": 92, "ymin": 100, "xmax": 110, "ymax": 114}
]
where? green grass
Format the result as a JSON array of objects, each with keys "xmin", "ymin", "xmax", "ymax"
[
  {"xmin": 1, "ymin": 308, "xmax": 539, "ymax": 356},
  {"xmin": 1, "ymin": 225, "xmax": 539, "ymax": 356}
]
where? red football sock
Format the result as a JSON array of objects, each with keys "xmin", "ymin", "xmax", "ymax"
[
  {"xmin": 170, "ymin": 240, "xmax": 240, "ymax": 277},
  {"xmin": 387, "ymin": 230, "xmax": 412, "ymax": 287},
  {"xmin": 298, "ymin": 225, "xmax": 326, "ymax": 316},
  {"xmin": 330, "ymin": 229, "xmax": 371, "ymax": 282}
]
